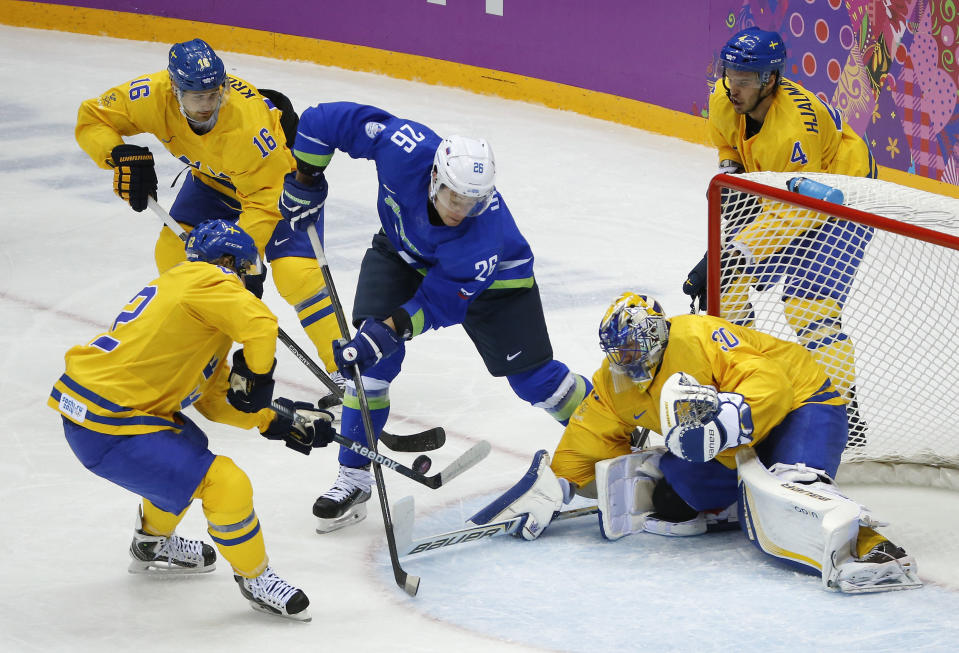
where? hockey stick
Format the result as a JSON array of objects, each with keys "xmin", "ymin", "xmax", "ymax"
[
  {"xmin": 145, "ymin": 198, "xmax": 445, "ymax": 453},
  {"xmin": 304, "ymin": 223, "xmax": 421, "ymax": 596},
  {"xmin": 274, "ymin": 325, "xmax": 446, "ymax": 453},
  {"xmin": 271, "ymin": 400, "xmax": 489, "ymax": 489},
  {"xmin": 392, "ymin": 495, "xmax": 598, "ymax": 558}
]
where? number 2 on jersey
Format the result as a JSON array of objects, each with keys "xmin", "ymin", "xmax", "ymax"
[{"xmin": 90, "ymin": 286, "xmax": 158, "ymax": 352}]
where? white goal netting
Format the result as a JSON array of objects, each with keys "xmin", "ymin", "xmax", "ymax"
[{"xmin": 709, "ymin": 172, "xmax": 959, "ymax": 488}]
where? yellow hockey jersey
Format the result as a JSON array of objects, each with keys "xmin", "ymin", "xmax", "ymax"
[
  {"xmin": 553, "ymin": 314, "xmax": 844, "ymax": 485},
  {"xmin": 48, "ymin": 262, "xmax": 278, "ymax": 436},
  {"xmin": 75, "ymin": 72, "xmax": 295, "ymax": 253},
  {"xmin": 707, "ymin": 77, "xmax": 876, "ymax": 264},
  {"xmin": 708, "ymin": 77, "xmax": 874, "ymax": 178}
]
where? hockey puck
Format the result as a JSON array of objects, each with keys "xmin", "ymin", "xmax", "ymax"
[{"xmin": 412, "ymin": 454, "xmax": 432, "ymax": 474}]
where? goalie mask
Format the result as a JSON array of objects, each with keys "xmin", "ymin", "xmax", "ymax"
[{"xmin": 599, "ymin": 292, "xmax": 668, "ymax": 390}]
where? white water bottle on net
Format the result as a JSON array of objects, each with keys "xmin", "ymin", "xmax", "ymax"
[{"xmin": 706, "ymin": 171, "xmax": 959, "ymax": 488}]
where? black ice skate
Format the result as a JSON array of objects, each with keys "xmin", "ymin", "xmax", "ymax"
[
  {"xmin": 235, "ymin": 566, "xmax": 311, "ymax": 621},
  {"xmin": 313, "ymin": 464, "xmax": 372, "ymax": 533},
  {"xmin": 128, "ymin": 507, "xmax": 216, "ymax": 574}
]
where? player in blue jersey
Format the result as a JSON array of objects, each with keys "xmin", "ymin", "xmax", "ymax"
[{"xmin": 277, "ymin": 102, "xmax": 592, "ymax": 532}]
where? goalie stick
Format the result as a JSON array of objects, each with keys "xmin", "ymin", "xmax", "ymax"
[
  {"xmin": 271, "ymin": 401, "xmax": 490, "ymax": 489},
  {"xmin": 145, "ymin": 198, "xmax": 445, "ymax": 453},
  {"xmin": 392, "ymin": 495, "xmax": 599, "ymax": 558},
  {"xmin": 393, "ymin": 431, "xmax": 652, "ymax": 557}
]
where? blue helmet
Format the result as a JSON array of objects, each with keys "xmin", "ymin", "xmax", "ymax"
[
  {"xmin": 185, "ymin": 219, "xmax": 257, "ymax": 274},
  {"xmin": 167, "ymin": 39, "xmax": 226, "ymax": 92},
  {"xmin": 720, "ymin": 27, "xmax": 786, "ymax": 85}
]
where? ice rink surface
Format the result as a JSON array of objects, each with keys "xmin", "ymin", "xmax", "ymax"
[{"xmin": 2, "ymin": 26, "xmax": 958, "ymax": 652}]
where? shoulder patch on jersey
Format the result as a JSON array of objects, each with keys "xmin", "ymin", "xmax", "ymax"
[{"xmin": 365, "ymin": 121, "xmax": 386, "ymax": 139}]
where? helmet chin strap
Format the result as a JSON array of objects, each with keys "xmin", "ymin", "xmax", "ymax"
[
  {"xmin": 727, "ymin": 78, "xmax": 776, "ymax": 118},
  {"xmin": 174, "ymin": 88, "xmax": 223, "ymax": 135}
]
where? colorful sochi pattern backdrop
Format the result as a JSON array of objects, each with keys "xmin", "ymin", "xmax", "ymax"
[{"xmin": 713, "ymin": 0, "xmax": 959, "ymax": 188}]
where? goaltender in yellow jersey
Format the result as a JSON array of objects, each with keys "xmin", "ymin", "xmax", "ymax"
[
  {"xmin": 75, "ymin": 38, "xmax": 342, "ymax": 384},
  {"xmin": 553, "ymin": 310, "xmax": 844, "ymax": 486}
]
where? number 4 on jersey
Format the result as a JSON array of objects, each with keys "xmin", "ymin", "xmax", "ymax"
[{"xmin": 790, "ymin": 141, "xmax": 808, "ymax": 165}]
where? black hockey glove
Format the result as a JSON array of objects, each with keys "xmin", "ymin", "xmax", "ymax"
[
  {"xmin": 243, "ymin": 263, "xmax": 267, "ymax": 299},
  {"xmin": 226, "ymin": 349, "xmax": 276, "ymax": 413},
  {"xmin": 262, "ymin": 397, "xmax": 335, "ymax": 455},
  {"xmin": 110, "ymin": 144, "xmax": 157, "ymax": 212},
  {"xmin": 683, "ymin": 252, "xmax": 708, "ymax": 312}
]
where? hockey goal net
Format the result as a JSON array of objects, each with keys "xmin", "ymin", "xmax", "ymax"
[{"xmin": 707, "ymin": 172, "xmax": 959, "ymax": 489}]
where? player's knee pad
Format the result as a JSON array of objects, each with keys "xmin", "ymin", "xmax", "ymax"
[
  {"xmin": 154, "ymin": 224, "xmax": 191, "ymax": 274},
  {"xmin": 508, "ymin": 362, "xmax": 591, "ymax": 425},
  {"xmin": 196, "ymin": 455, "xmax": 254, "ymax": 520},
  {"xmin": 595, "ymin": 449, "xmax": 663, "ymax": 540},
  {"xmin": 270, "ymin": 256, "xmax": 342, "ymax": 370},
  {"xmin": 196, "ymin": 456, "xmax": 266, "ymax": 576},
  {"xmin": 719, "ymin": 275, "xmax": 756, "ymax": 326},
  {"xmin": 782, "ymin": 296, "xmax": 843, "ymax": 347}
]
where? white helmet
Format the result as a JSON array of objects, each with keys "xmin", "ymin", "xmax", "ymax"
[{"xmin": 429, "ymin": 135, "xmax": 496, "ymax": 218}]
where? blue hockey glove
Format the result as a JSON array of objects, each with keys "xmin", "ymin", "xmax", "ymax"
[
  {"xmin": 226, "ymin": 349, "xmax": 276, "ymax": 413},
  {"xmin": 110, "ymin": 144, "xmax": 157, "ymax": 212},
  {"xmin": 665, "ymin": 392, "xmax": 754, "ymax": 463},
  {"xmin": 683, "ymin": 252, "xmax": 708, "ymax": 312},
  {"xmin": 262, "ymin": 397, "xmax": 335, "ymax": 455},
  {"xmin": 332, "ymin": 319, "xmax": 401, "ymax": 373},
  {"xmin": 278, "ymin": 171, "xmax": 327, "ymax": 231}
]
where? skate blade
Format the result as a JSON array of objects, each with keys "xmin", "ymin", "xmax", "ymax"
[
  {"xmin": 128, "ymin": 559, "xmax": 216, "ymax": 575},
  {"xmin": 316, "ymin": 503, "xmax": 367, "ymax": 534},
  {"xmin": 836, "ymin": 560, "xmax": 922, "ymax": 593},
  {"xmin": 248, "ymin": 601, "xmax": 312, "ymax": 622}
]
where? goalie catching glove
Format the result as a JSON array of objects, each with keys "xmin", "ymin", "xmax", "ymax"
[
  {"xmin": 109, "ymin": 144, "xmax": 157, "ymax": 212},
  {"xmin": 660, "ymin": 372, "xmax": 754, "ymax": 463},
  {"xmin": 261, "ymin": 398, "xmax": 335, "ymax": 455}
]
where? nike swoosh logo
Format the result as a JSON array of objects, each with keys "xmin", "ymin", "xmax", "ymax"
[
  {"xmin": 506, "ymin": 351, "xmax": 522, "ymax": 361},
  {"xmin": 274, "ymin": 238, "xmax": 290, "ymax": 246},
  {"xmin": 633, "ymin": 411, "xmax": 646, "ymax": 420},
  {"xmin": 160, "ymin": 136, "xmax": 174, "ymax": 143}
]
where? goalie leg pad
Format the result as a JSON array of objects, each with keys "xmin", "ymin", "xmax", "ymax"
[
  {"xmin": 595, "ymin": 449, "xmax": 665, "ymax": 541},
  {"xmin": 736, "ymin": 449, "xmax": 916, "ymax": 591},
  {"xmin": 469, "ymin": 450, "xmax": 564, "ymax": 541}
]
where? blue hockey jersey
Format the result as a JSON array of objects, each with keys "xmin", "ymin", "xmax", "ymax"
[{"xmin": 293, "ymin": 102, "xmax": 536, "ymax": 335}]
